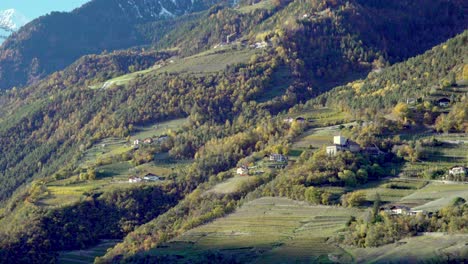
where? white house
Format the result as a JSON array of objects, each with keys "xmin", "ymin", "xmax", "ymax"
[
  {"xmin": 129, "ymin": 176, "xmax": 142, "ymax": 183},
  {"xmin": 269, "ymin": 154, "xmax": 288, "ymax": 163},
  {"xmin": 334, "ymin": 136, "xmax": 347, "ymax": 146},
  {"xmin": 143, "ymin": 138, "xmax": 153, "ymax": 144},
  {"xmin": 236, "ymin": 166, "xmax": 249, "ymax": 176},
  {"xmin": 326, "ymin": 136, "xmax": 361, "ymax": 156},
  {"xmin": 449, "ymin": 166, "xmax": 467, "ymax": 176},
  {"xmin": 381, "ymin": 205, "xmax": 411, "ymax": 215},
  {"xmin": 133, "ymin": 139, "xmax": 140, "ymax": 146}
]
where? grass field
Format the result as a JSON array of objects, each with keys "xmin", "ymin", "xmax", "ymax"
[
  {"xmin": 401, "ymin": 182, "xmax": 468, "ymax": 211},
  {"xmin": 156, "ymin": 48, "xmax": 258, "ymax": 74},
  {"xmin": 257, "ymin": 65, "xmax": 292, "ymax": 103},
  {"xmin": 58, "ymin": 239, "xmax": 121, "ymax": 264},
  {"xmin": 130, "ymin": 118, "xmax": 187, "ymax": 140},
  {"xmin": 89, "ymin": 46, "xmax": 258, "ymax": 89},
  {"xmin": 237, "ymin": 0, "xmax": 275, "ymax": 13},
  {"xmin": 80, "ymin": 138, "xmax": 130, "ymax": 168},
  {"xmin": 207, "ymin": 176, "xmax": 258, "ymax": 194},
  {"xmin": 293, "ymin": 121, "xmax": 356, "ymax": 150},
  {"xmin": 348, "ymin": 234, "xmax": 468, "ymax": 263},
  {"xmin": 358, "ymin": 178, "xmax": 429, "ymax": 204},
  {"xmin": 149, "ymin": 197, "xmax": 362, "ymax": 263}
]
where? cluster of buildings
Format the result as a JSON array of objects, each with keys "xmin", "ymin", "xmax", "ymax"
[
  {"xmin": 283, "ymin": 116, "xmax": 306, "ymax": 124},
  {"xmin": 128, "ymin": 173, "xmax": 162, "ymax": 183},
  {"xmin": 132, "ymin": 135, "xmax": 169, "ymax": 148},
  {"xmin": 326, "ymin": 136, "xmax": 384, "ymax": 157},
  {"xmin": 236, "ymin": 154, "xmax": 288, "ymax": 176},
  {"xmin": 380, "ymin": 205, "xmax": 430, "ymax": 216},
  {"xmin": 448, "ymin": 166, "xmax": 467, "ymax": 177}
]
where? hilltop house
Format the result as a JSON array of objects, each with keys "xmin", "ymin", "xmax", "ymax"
[
  {"xmin": 236, "ymin": 166, "xmax": 249, "ymax": 176},
  {"xmin": 270, "ymin": 154, "xmax": 288, "ymax": 163},
  {"xmin": 326, "ymin": 136, "xmax": 361, "ymax": 156},
  {"xmin": 449, "ymin": 166, "xmax": 467, "ymax": 176}
]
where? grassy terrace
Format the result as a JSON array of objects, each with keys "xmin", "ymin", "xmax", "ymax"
[
  {"xmin": 402, "ymin": 182, "xmax": 468, "ymax": 211},
  {"xmin": 130, "ymin": 118, "xmax": 187, "ymax": 141},
  {"xmin": 400, "ymin": 134, "xmax": 468, "ymax": 180},
  {"xmin": 37, "ymin": 118, "xmax": 190, "ymax": 207},
  {"xmin": 348, "ymin": 234, "xmax": 468, "ymax": 263},
  {"xmin": 58, "ymin": 239, "xmax": 121, "ymax": 264},
  {"xmin": 207, "ymin": 176, "xmax": 259, "ymax": 195},
  {"xmin": 155, "ymin": 47, "xmax": 259, "ymax": 74},
  {"xmin": 90, "ymin": 46, "xmax": 259, "ymax": 89},
  {"xmin": 293, "ymin": 121, "xmax": 355, "ymax": 150},
  {"xmin": 149, "ymin": 197, "xmax": 362, "ymax": 263}
]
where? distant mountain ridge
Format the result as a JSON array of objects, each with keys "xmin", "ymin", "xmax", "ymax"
[{"xmin": 0, "ymin": 0, "xmax": 222, "ymax": 90}]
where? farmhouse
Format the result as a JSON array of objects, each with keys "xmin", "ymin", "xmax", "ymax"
[
  {"xmin": 143, "ymin": 173, "xmax": 161, "ymax": 181},
  {"xmin": 236, "ymin": 166, "xmax": 249, "ymax": 176},
  {"xmin": 295, "ymin": 117, "xmax": 306, "ymax": 123},
  {"xmin": 143, "ymin": 138, "xmax": 153, "ymax": 144},
  {"xmin": 269, "ymin": 154, "xmax": 288, "ymax": 163},
  {"xmin": 449, "ymin": 166, "xmax": 467, "ymax": 176},
  {"xmin": 381, "ymin": 205, "xmax": 412, "ymax": 215},
  {"xmin": 436, "ymin": 98, "xmax": 450, "ymax": 107},
  {"xmin": 326, "ymin": 136, "xmax": 361, "ymax": 156},
  {"xmin": 129, "ymin": 176, "xmax": 142, "ymax": 183}
]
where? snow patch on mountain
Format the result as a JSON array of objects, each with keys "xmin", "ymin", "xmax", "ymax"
[
  {"xmin": 0, "ymin": 9, "xmax": 29, "ymax": 43},
  {"xmin": 0, "ymin": 9, "xmax": 29, "ymax": 31}
]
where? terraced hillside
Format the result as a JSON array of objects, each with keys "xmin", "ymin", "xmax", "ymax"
[{"xmin": 146, "ymin": 197, "xmax": 362, "ymax": 263}]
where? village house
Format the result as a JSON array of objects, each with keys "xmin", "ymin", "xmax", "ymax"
[
  {"xmin": 326, "ymin": 136, "xmax": 361, "ymax": 156},
  {"xmin": 449, "ymin": 166, "xmax": 467, "ymax": 176},
  {"xmin": 283, "ymin": 117, "xmax": 294, "ymax": 123},
  {"xmin": 269, "ymin": 154, "xmax": 288, "ymax": 163},
  {"xmin": 129, "ymin": 176, "xmax": 142, "ymax": 183},
  {"xmin": 406, "ymin": 98, "xmax": 417, "ymax": 105},
  {"xmin": 143, "ymin": 138, "xmax": 153, "ymax": 144},
  {"xmin": 143, "ymin": 173, "xmax": 161, "ymax": 182},
  {"xmin": 236, "ymin": 165, "xmax": 249, "ymax": 176},
  {"xmin": 381, "ymin": 205, "xmax": 412, "ymax": 215},
  {"xmin": 252, "ymin": 41, "xmax": 268, "ymax": 49},
  {"xmin": 295, "ymin": 117, "xmax": 306, "ymax": 123},
  {"xmin": 436, "ymin": 98, "xmax": 451, "ymax": 107}
]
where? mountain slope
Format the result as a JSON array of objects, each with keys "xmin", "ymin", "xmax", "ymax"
[
  {"xmin": 0, "ymin": 1, "xmax": 467, "ymax": 263},
  {"xmin": 98, "ymin": 30, "xmax": 468, "ymax": 264},
  {"xmin": 0, "ymin": 0, "xmax": 222, "ymax": 90}
]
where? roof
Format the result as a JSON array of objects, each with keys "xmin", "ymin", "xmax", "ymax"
[{"xmin": 437, "ymin": 98, "xmax": 450, "ymax": 102}]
